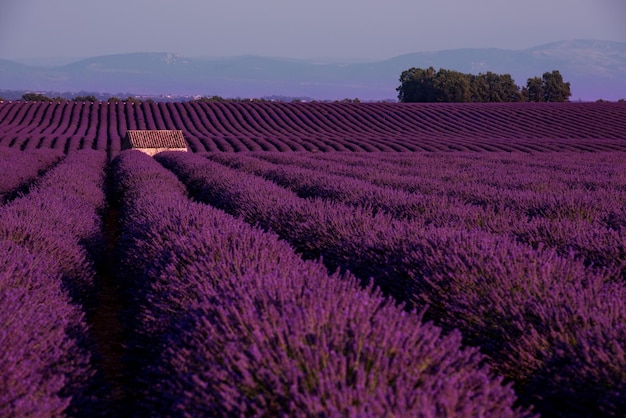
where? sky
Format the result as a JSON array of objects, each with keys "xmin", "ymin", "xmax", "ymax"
[{"xmin": 0, "ymin": 0, "xmax": 625, "ymax": 62}]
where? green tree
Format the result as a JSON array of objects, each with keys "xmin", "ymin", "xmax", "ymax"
[
  {"xmin": 398, "ymin": 67, "xmax": 523, "ymax": 103},
  {"xmin": 22, "ymin": 93, "xmax": 52, "ymax": 102},
  {"xmin": 523, "ymin": 76, "xmax": 544, "ymax": 102},
  {"xmin": 108, "ymin": 96, "xmax": 121, "ymax": 103},
  {"xmin": 471, "ymin": 72, "xmax": 522, "ymax": 102},
  {"xmin": 124, "ymin": 96, "xmax": 142, "ymax": 103},
  {"xmin": 397, "ymin": 67, "xmax": 437, "ymax": 102},
  {"xmin": 74, "ymin": 95, "xmax": 98, "ymax": 102},
  {"xmin": 432, "ymin": 69, "xmax": 471, "ymax": 102},
  {"xmin": 192, "ymin": 95, "xmax": 226, "ymax": 102},
  {"xmin": 541, "ymin": 70, "xmax": 571, "ymax": 102},
  {"xmin": 524, "ymin": 71, "xmax": 571, "ymax": 102}
]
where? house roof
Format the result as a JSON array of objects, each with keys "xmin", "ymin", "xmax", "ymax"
[{"xmin": 124, "ymin": 130, "xmax": 187, "ymax": 149}]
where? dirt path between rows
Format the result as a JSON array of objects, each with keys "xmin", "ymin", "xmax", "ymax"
[{"xmin": 86, "ymin": 169, "xmax": 128, "ymax": 415}]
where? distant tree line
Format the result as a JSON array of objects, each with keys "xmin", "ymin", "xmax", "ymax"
[
  {"xmin": 20, "ymin": 93, "xmax": 61, "ymax": 102},
  {"xmin": 190, "ymin": 96, "xmax": 274, "ymax": 103},
  {"xmin": 17, "ymin": 93, "xmax": 154, "ymax": 103},
  {"xmin": 190, "ymin": 95, "xmax": 362, "ymax": 103},
  {"xmin": 20, "ymin": 93, "xmax": 107, "ymax": 102},
  {"xmin": 10, "ymin": 94, "xmax": 362, "ymax": 104},
  {"xmin": 4, "ymin": 85, "xmax": 625, "ymax": 104},
  {"xmin": 397, "ymin": 68, "xmax": 572, "ymax": 103},
  {"xmin": 106, "ymin": 96, "xmax": 154, "ymax": 103}
]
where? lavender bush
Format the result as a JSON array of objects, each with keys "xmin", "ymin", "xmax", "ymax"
[
  {"xmin": 0, "ymin": 149, "xmax": 109, "ymax": 415},
  {"xmin": 0, "ymin": 147, "xmax": 62, "ymax": 203},
  {"xmin": 0, "ymin": 150, "xmax": 107, "ymax": 302},
  {"xmin": 0, "ymin": 241, "xmax": 90, "ymax": 417},
  {"xmin": 395, "ymin": 229, "xmax": 626, "ymax": 416}
]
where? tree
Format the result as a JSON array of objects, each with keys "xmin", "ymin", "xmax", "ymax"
[
  {"xmin": 523, "ymin": 77, "xmax": 543, "ymax": 102},
  {"xmin": 397, "ymin": 67, "xmax": 437, "ymax": 102},
  {"xmin": 398, "ymin": 67, "xmax": 522, "ymax": 103},
  {"xmin": 541, "ymin": 70, "xmax": 571, "ymax": 102},
  {"xmin": 471, "ymin": 72, "xmax": 522, "ymax": 102},
  {"xmin": 397, "ymin": 67, "xmax": 471, "ymax": 102},
  {"xmin": 432, "ymin": 69, "xmax": 471, "ymax": 102},
  {"xmin": 524, "ymin": 71, "xmax": 571, "ymax": 102},
  {"xmin": 74, "ymin": 95, "xmax": 98, "ymax": 102},
  {"xmin": 21, "ymin": 93, "xmax": 52, "ymax": 102},
  {"xmin": 192, "ymin": 95, "xmax": 226, "ymax": 103},
  {"xmin": 398, "ymin": 67, "xmax": 569, "ymax": 103}
]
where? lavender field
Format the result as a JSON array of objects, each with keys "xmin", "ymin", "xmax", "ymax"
[
  {"xmin": 1, "ymin": 101, "xmax": 625, "ymax": 417},
  {"xmin": 1, "ymin": 101, "xmax": 625, "ymax": 154}
]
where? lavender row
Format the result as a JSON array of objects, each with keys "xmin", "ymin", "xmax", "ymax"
[
  {"xmin": 238, "ymin": 151, "xmax": 626, "ymax": 277},
  {"xmin": 0, "ymin": 149, "xmax": 109, "ymax": 416},
  {"xmin": 112, "ymin": 150, "xmax": 528, "ymax": 417},
  {"xmin": 0, "ymin": 242, "xmax": 89, "ymax": 416},
  {"xmin": 207, "ymin": 151, "xmax": 509, "ymax": 226},
  {"xmin": 157, "ymin": 150, "xmax": 626, "ymax": 417},
  {"xmin": 300, "ymin": 151, "xmax": 626, "ymax": 271},
  {"xmin": 253, "ymin": 151, "xmax": 626, "ymax": 224},
  {"xmin": 308, "ymin": 151, "xmax": 626, "ymax": 203},
  {"xmin": 0, "ymin": 147, "xmax": 63, "ymax": 203}
]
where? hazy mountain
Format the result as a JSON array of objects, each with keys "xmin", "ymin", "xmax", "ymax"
[{"xmin": 1, "ymin": 40, "xmax": 625, "ymax": 101}]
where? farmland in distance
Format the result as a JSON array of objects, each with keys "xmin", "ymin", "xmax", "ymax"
[{"xmin": 0, "ymin": 100, "xmax": 625, "ymax": 155}]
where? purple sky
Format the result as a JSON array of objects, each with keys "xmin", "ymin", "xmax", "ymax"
[{"xmin": 1, "ymin": 0, "xmax": 625, "ymax": 62}]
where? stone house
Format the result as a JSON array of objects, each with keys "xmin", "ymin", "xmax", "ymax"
[{"xmin": 122, "ymin": 130, "xmax": 188, "ymax": 156}]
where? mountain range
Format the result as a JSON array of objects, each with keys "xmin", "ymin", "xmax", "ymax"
[{"xmin": 1, "ymin": 39, "xmax": 625, "ymax": 101}]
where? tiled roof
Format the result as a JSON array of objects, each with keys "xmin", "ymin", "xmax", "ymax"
[{"xmin": 124, "ymin": 130, "xmax": 187, "ymax": 149}]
